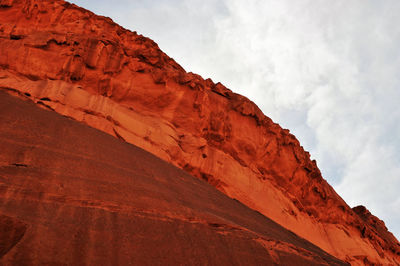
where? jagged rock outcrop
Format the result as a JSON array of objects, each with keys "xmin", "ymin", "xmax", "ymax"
[
  {"xmin": 0, "ymin": 91, "xmax": 347, "ymax": 265},
  {"xmin": 0, "ymin": 0, "xmax": 399, "ymax": 264}
]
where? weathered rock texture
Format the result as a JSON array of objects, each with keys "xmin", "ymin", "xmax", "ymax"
[
  {"xmin": 0, "ymin": 91, "xmax": 347, "ymax": 265},
  {"xmin": 0, "ymin": 0, "xmax": 398, "ymax": 265}
]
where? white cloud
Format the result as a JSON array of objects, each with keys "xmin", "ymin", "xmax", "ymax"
[{"xmin": 71, "ymin": 0, "xmax": 400, "ymax": 239}]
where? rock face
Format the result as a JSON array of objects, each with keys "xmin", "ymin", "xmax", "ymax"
[
  {"xmin": 0, "ymin": 91, "xmax": 347, "ymax": 265},
  {"xmin": 0, "ymin": 0, "xmax": 399, "ymax": 265}
]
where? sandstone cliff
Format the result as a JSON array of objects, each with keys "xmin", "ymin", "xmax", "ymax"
[
  {"xmin": 0, "ymin": 90, "xmax": 347, "ymax": 265},
  {"xmin": 0, "ymin": 0, "xmax": 399, "ymax": 264}
]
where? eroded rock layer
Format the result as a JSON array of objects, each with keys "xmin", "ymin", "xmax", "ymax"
[
  {"xmin": 0, "ymin": 0, "xmax": 399, "ymax": 264},
  {"xmin": 0, "ymin": 91, "xmax": 347, "ymax": 265}
]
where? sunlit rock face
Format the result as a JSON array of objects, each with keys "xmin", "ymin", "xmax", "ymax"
[{"xmin": 0, "ymin": 0, "xmax": 399, "ymax": 264}]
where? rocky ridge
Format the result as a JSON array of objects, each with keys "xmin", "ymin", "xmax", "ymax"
[{"xmin": 0, "ymin": 0, "xmax": 399, "ymax": 264}]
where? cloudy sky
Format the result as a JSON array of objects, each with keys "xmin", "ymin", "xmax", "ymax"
[{"xmin": 71, "ymin": 0, "xmax": 400, "ymax": 239}]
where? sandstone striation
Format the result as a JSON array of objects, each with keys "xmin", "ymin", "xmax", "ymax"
[{"xmin": 0, "ymin": 0, "xmax": 399, "ymax": 264}]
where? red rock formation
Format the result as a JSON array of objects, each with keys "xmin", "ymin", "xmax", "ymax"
[
  {"xmin": 0, "ymin": 91, "xmax": 347, "ymax": 265},
  {"xmin": 0, "ymin": 0, "xmax": 398, "ymax": 264}
]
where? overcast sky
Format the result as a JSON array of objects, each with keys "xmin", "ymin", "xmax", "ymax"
[{"xmin": 71, "ymin": 0, "xmax": 400, "ymax": 239}]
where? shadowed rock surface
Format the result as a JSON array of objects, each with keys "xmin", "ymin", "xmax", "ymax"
[
  {"xmin": 0, "ymin": 0, "xmax": 399, "ymax": 264},
  {"xmin": 0, "ymin": 215, "xmax": 27, "ymax": 258},
  {"xmin": 0, "ymin": 91, "xmax": 347, "ymax": 265}
]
